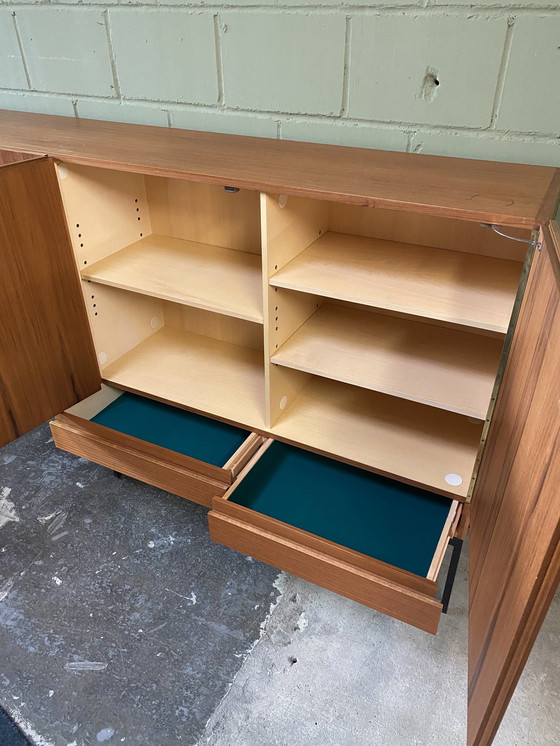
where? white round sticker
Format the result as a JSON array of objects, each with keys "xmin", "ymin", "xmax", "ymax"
[{"xmin": 445, "ymin": 473, "xmax": 463, "ymax": 486}]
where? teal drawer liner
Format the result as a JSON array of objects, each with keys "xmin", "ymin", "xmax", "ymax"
[
  {"xmin": 229, "ymin": 442, "xmax": 452, "ymax": 577},
  {"xmin": 91, "ymin": 392, "xmax": 250, "ymax": 467}
]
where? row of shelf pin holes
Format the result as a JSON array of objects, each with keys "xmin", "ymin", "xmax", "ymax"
[
  {"xmin": 82, "ymin": 198, "xmax": 144, "ymax": 320},
  {"xmin": 76, "ymin": 222, "xmax": 98, "ymax": 318},
  {"xmin": 135, "ymin": 198, "xmax": 143, "ymax": 238},
  {"xmin": 270, "ymin": 225, "xmax": 322, "ymax": 346}
]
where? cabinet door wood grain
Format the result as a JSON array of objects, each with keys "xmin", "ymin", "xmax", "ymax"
[
  {"xmin": 468, "ymin": 222, "xmax": 560, "ymax": 746},
  {"xmin": 0, "ymin": 157, "xmax": 100, "ymax": 446},
  {"xmin": 0, "ymin": 149, "xmax": 40, "ymax": 166}
]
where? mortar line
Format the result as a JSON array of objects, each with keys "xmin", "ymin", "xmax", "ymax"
[
  {"xmin": 1, "ymin": 85, "xmax": 559, "ymax": 141},
  {"xmin": 488, "ymin": 15, "xmax": 516, "ymax": 130},
  {"xmin": 167, "ymin": 110, "xmax": 173, "ymax": 128},
  {"xmin": 103, "ymin": 8, "xmax": 122, "ymax": 100},
  {"xmin": 340, "ymin": 16, "xmax": 352, "ymax": 117},
  {"xmin": 5, "ymin": 4, "xmax": 560, "ymax": 14},
  {"xmin": 214, "ymin": 13, "xmax": 225, "ymax": 107},
  {"xmin": 11, "ymin": 11, "xmax": 31, "ymax": 90},
  {"xmin": 276, "ymin": 120, "xmax": 282, "ymax": 139},
  {"xmin": 72, "ymin": 99, "xmax": 79, "ymax": 119}
]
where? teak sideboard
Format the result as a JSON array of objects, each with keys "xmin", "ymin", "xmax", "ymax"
[{"xmin": 0, "ymin": 110, "xmax": 558, "ymax": 746}]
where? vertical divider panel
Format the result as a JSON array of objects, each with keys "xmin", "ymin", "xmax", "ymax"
[{"xmin": 261, "ymin": 193, "xmax": 328, "ymax": 427}]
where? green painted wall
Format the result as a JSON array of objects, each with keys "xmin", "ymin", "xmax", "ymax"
[{"xmin": 0, "ymin": 2, "xmax": 558, "ymax": 166}]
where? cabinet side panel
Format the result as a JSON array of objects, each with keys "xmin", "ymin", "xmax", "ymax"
[
  {"xmin": 0, "ymin": 158, "xmax": 100, "ymax": 446},
  {"xmin": 468, "ymin": 223, "xmax": 560, "ymax": 746},
  {"xmin": 56, "ymin": 163, "xmax": 150, "ymax": 267}
]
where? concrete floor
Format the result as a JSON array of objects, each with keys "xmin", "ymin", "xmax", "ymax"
[{"xmin": 1, "ymin": 424, "xmax": 558, "ymax": 746}]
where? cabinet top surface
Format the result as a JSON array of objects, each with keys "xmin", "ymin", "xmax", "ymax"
[{"xmin": 0, "ymin": 109, "xmax": 558, "ymax": 227}]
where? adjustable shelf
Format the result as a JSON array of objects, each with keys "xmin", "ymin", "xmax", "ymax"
[
  {"xmin": 272, "ymin": 377, "xmax": 483, "ymax": 499},
  {"xmin": 269, "ymin": 232, "xmax": 523, "ymax": 334},
  {"xmin": 271, "ymin": 304, "xmax": 503, "ymax": 419},
  {"xmin": 81, "ymin": 234, "xmax": 263, "ymax": 324},
  {"xmin": 101, "ymin": 326, "xmax": 266, "ymax": 429}
]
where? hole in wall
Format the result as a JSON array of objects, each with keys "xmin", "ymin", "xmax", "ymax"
[{"xmin": 417, "ymin": 66, "xmax": 440, "ymax": 102}]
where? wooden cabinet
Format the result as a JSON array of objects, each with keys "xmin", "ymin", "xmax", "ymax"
[{"xmin": 0, "ymin": 110, "xmax": 558, "ymax": 746}]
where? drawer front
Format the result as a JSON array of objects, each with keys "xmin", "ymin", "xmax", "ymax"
[
  {"xmin": 209, "ymin": 509, "xmax": 443, "ymax": 633},
  {"xmin": 209, "ymin": 440, "xmax": 457, "ymax": 634},
  {"xmin": 52, "ymin": 387, "xmax": 263, "ymax": 507},
  {"xmin": 51, "ymin": 415, "xmax": 229, "ymax": 506}
]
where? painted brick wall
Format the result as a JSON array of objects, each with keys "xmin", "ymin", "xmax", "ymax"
[{"xmin": 0, "ymin": 2, "xmax": 559, "ymax": 166}]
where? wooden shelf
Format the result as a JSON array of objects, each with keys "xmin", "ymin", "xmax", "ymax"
[
  {"xmin": 270, "ymin": 232, "xmax": 523, "ymax": 334},
  {"xmin": 272, "ymin": 378, "xmax": 482, "ymax": 499},
  {"xmin": 101, "ymin": 327, "xmax": 266, "ymax": 429},
  {"xmin": 272, "ymin": 304, "xmax": 503, "ymax": 419},
  {"xmin": 82, "ymin": 235, "xmax": 263, "ymax": 324}
]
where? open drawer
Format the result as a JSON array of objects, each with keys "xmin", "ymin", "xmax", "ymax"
[
  {"xmin": 50, "ymin": 385, "xmax": 264, "ymax": 507},
  {"xmin": 209, "ymin": 440, "xmax": 460, "ymax": 633}
]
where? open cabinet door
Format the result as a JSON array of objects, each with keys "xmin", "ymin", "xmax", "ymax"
[
  {"xmin": 0, "ymin": 157, "xmax": 100, "ymax": 447},
  {"xmin": 468, "ymin": 222, "xmax": 560, "ymax": 746},
  {"xmin": 0, "ymin": 149, "xmax": 39, "ymax": 166}
]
